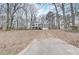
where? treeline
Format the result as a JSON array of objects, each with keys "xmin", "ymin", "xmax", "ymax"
[
  {"xmin": 0, "ymin": 3, "xmax": 38, "ymax": 30},
  {"xmin": 40, "ymin": 3, "xmax": 79, "ymax": 30},
  {"xmin": 0, "ymin": 3, "xmax": 79, "ymax": 30}
]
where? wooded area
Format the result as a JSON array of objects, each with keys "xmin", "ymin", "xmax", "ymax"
[
  {"xmin": 0, "ymin": 3, "xmax": 79, "ymax": 55},
  {"xmin": 0, "ymin": 3, "xmax": 79, "ymax": 31}
]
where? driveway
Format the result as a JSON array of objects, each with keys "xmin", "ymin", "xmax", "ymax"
[{"xmin": 19, "ymin": 30, "xmax": 79, "ymax": 55}]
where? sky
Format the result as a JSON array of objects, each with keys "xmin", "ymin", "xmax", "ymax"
[
  {"xmin": 34, "ymin": 3, "xmax": 79, "ymax": 16},
  {"xmin": 34, "ymin": 3, "xmax": 55, "ymax": 17}
]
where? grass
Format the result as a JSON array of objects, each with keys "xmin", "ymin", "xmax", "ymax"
[
  {"xmin": 0, "ymin": 30, "xmax": 41, "ymax": 55},
  {"xmin": 0, "ymin": 30, "xmax": 79, "ymax": 54},
  {"xmin": 0, "ymin": 51, "xmax": 17, "ymax": 55}
]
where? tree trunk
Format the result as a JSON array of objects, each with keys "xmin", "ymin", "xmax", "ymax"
[
  {"xmin": 70, "ymin": 3, "xmax": 75, "ymax": 26},
  {"xmin": 25, "ymin": 12, "xmax": 28, "ymax": 29},
  {"xmin": 62, "ymin": 3, "xmax": 67, "ymax": 29},
  {"xmin": 10, "ymin": 16, "xmax": 14, "ymax": 29},
  {"xmin": 53, "ymin": 3, "xmax": 60, "ymax": 29},
  {"xmin": 16, "ymin": 19, "xmax": 18, "ymax": 29},
  {"xmin": 30, "ymin": 14, "xmax": 33, "ymax": 30},
  {"xmin": 6, "ymin": 3, "xmax": 10, "ymax": 30}
]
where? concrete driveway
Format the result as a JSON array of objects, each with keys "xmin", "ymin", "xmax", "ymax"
[{"xmin": 19, "ymin": 31, "xmax": 79, "ymax": 55}]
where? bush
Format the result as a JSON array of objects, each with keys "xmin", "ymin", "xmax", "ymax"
[{"xmin": 70, "ymin": 26, "xmax": 78, "ymax": 30}]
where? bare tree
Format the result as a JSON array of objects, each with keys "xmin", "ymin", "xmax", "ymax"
[
  {"xmin": 46, "ymin": 11, "xmax": 55, "ymax": 29},
  {"xmin": 70, "ymin": 3, "xmax": 75, "ymax": 26},
  {"xmin": 15, "ymin": 8, "xmax": 25, "ymax": 30},
  {"xmin": 53, "ymin": 3, "xmax": 60, "ymax": 29},
  {"xmin": 29, "ymin": 4, "xmax": 38, "ymax": 29},
  {"xmin": 22, "ymin": 4, "xmax": 29, "ymax": 29},
  {"xmin": 40, "ymin": 15, "xmax": 47, "ymax": 28},
  {"xmin": 66, "ymin": 14, "xmax": 71, "ymax": 27},
  {"xmin": 9, "ymin": 3, "xmax": 24, "ymax": 29},
  {"xmin": 59, "ymin": 3, "xmax": 67, "ymax": 29},
  {"xmin": 6, "ymin": 3, "xmax": 10, "ymax": 30},
  {"xmin": 1, "ymin": 3, "xmax": 78, "ymax": 30}
]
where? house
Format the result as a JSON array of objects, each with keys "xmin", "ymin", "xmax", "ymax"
[{"xmin": 31, "ymin": 23, "xmax": 42, "ymax": 30}]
